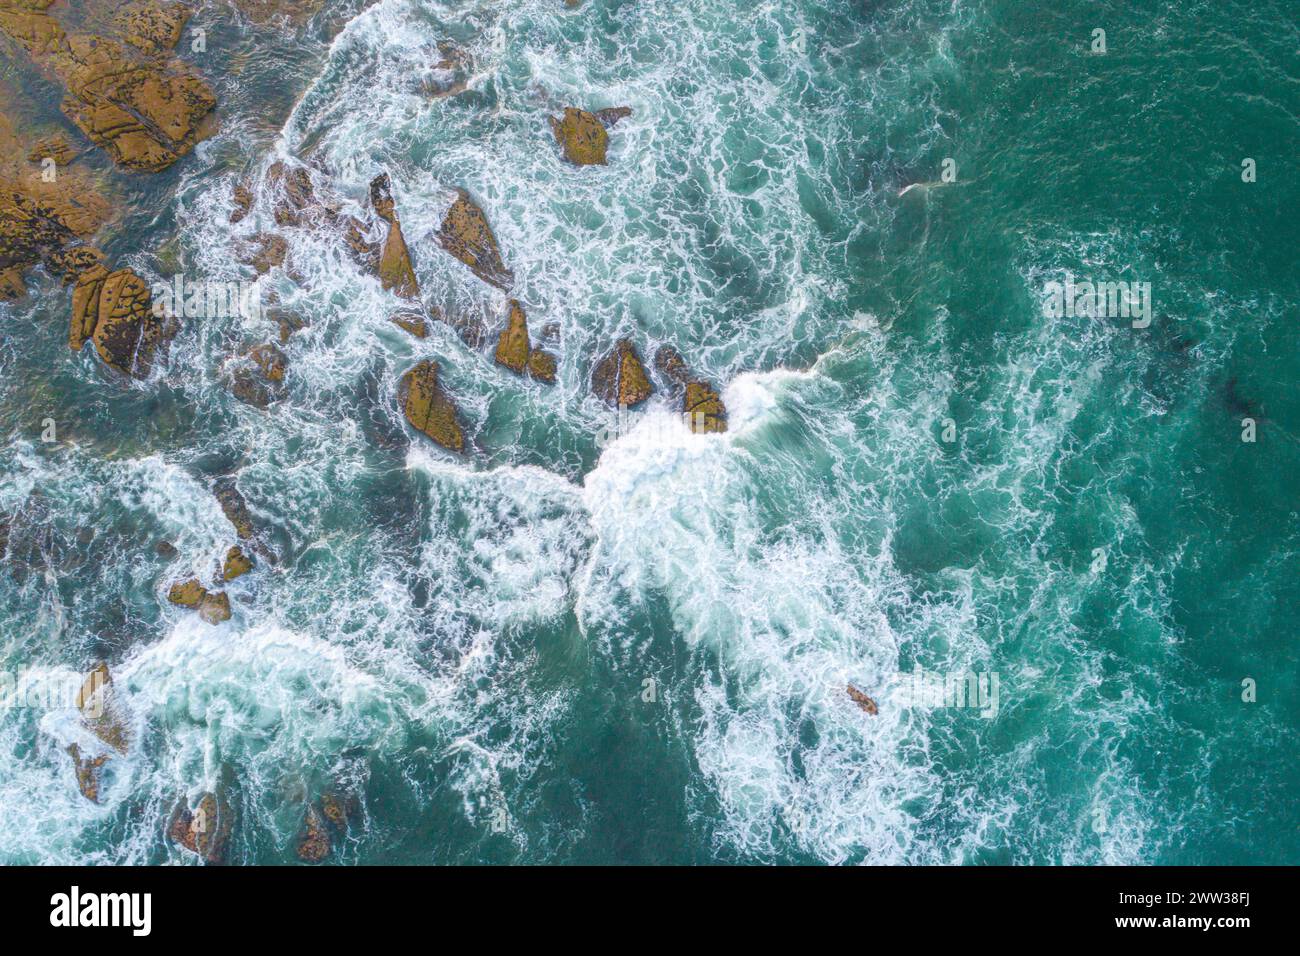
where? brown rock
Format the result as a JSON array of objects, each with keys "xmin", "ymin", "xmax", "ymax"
[
  {"xmin": 198, "ymin": 590, "xmax": 231, "ymax": 624},
  {"xmin": 167, "ymin": 578, "xmax": 206, "ymax": 607},
  {"xmin": 222, "ymin": 545, "xmax": 253, "ymax": 581},
  {"xmin": 653, "ymin": 345, "xmax": 690, "ymax": 387},
  {"xmin": 170, "ymin": 791, "xmax": 233, "ymax": 863},
  {"xmin": 266, "ymin": 161, "xmax": 316, "ymax": 226},
  {"xmin": 594, "ymin": 106, "xmax": 632, "ymax": 128},
  {"xmin": 398, "ymin": 360, "xmax": 464, "ymax": 453},
  {"xmin": 88, "ymin": 268, "xmax": 163, "ymax": 377},
  {"xmin": 847, "ymin": 684, "xmax": 878, "ymax": 715},
  {"xmin": 592, "ymin": 339, "xmax": 653, "ymax": 408},
  {"xmin": 390, "ymin": 310, "xmax": 427, "ymax": 338},
  {"xmin": 230, "ymin": 182, "xmax": 253, "ymax": 224},
  {"xmin": 494, "ymin": 299, "xmax": 530, "ymax": 374},
  {"xmin": 66, "ymin": 743, "xmax": 109, "ymax": 802},
  {"xmin": 115, "ymin": 0, "xmax": 189, "ymax": 55},
  {"xmin": 437, "ymin": 190, "xmax": 512, "ymax": 291},
  {"xmin": 296, "ymin": 804, "xmax": 331, "ymax": 862},
  {"xmin": 245, "ymin": 233, "xmax": 286, "ymax": 275},
  {"xmin": 369, "ymin": 173, "xmax": 419, "ymax": 299},
  {"xmin": 27, "ymin": 133, "xmax": 78, "ymax": 166},
  {"xmin": 75, "ymin": 663, "xmax": 129, "ymax": 755},
  {"xmin": 527, "ymin": 348, "xmax": 557, "ymax": 383},
  {"xmin": 685, "ymin": 380, "xmax": 727, "ymax": 433},
  {"xmin": 549, "ymin": 107, "xmax": 609, "ymax": 165},
  {"xmin": 214, "ymin": 479, "xmax": 255, "ymax": 539}
]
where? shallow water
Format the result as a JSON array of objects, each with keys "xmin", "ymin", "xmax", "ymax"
[{"xmin": 1, "ymin": 0, "xmax": 1297, "ymax": 864}]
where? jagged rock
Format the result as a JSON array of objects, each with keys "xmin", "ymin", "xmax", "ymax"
[
  {"xmin": 244, "ymin": 233, "xmax": 286, "ymax": 275},
  {"xmin": 0, "ymin": 3, "xmax": 217, "ymax": 172},
  {"xmin": 684, "ymin": 381, "xmax": 726, "ymax": 433},
  {"xmin": 847, "ymin": 684, "xmax": 878, "ymax": 715},
  {"xmin": 653, "ymin": 345, "xmax": 690, "ymax": 387},
  {"xmin": 421, "ymin": 42, "xmax": 469, "ymax": 98},
  {"xmin": 65, "ymin": 662, "xmax": 129, "ymax": 802},
  {"xmin": 198, "ymin": 590, "xmax": 231, "ymax": 624},
  {"xmin": 76, "ymin": 663, "xmax": 129, "ymax": 754},
  {"xmin": 68, "ymin": 266, "xmax": 167, "ymax": 378},
  {"xmin": 229, "ymin": 182, "xmax": 252, "ymax": 223},
  {"xmin": 493, "ymin": 301, "xmax": 556, "ymax": 384},
  {"xmin": 398, "ymin": 360, "xmax": 464, "ymax": 453},
  {"xmin": 214, "ymin": 479, "xmax": 255, "ymax": 539},
  {"xmin": 654, "ymin": 344, "xmax": 727, "ymax": 432},
  {"xmin": 222, "ymin": 546, "xmax": 253, "ymax": 581},
  {"xmin": 155, "ymin": 540, "xmax": 177, "ymax": 558},
  {"xmin": 267, "ymin": 161, "xmax": 316, "ymax": 226},
  {"xmin": 540, "ymin": 322, "xmax": 561, "ymax": 342},
  {"xmin": 296, "ymin": 804, "xmax": 331, "ymax": 862},
  {"xmin": 369, "ymin": 174, "xmax": 419, "ymax": 300},
  {"xmin": 0, "ymin": 266, "xmax": 25, "ymax": 300},
  {"xmin": 594, "ymin": 106, "xmax": 632, "ymax": 128},
  {"xmin": 340, "ymin": 214, "xmax": 379, "ymax": 269},
  {"xmin": 494, "ymin": 300, "xmax": 530, "ymax": 374},
  {"xmin": 549, "ymin": 107, "xmax": 608, "ymax": 165},
  {"xmin": 115, "ymin": 0, "xmax": 189, "ymax": 55},
  {"xmin": 592, "ymin": 339, "xmax": 653, "ymax": 408},
  {"xmin": 390, "ymin": 310, "xmax": 427, "ymax": 338},
  {"xmin": 27, "ymin": 133, "xmax": 77, "ymax": 166},
  {"xmin": 437, "ymin": 190, "xmax": 512, "ymax": 290},
  {"xmin": 66, "ymin": 743, "xmax": 109, "ymax": 802},
  {"xmin": 320, "ymin": 792, "xmax": 349, "ymax": 828},
  {"xmin": 275, "ymin": 311, "xmax": 307, "ymax": 343},
  {"xmin": 549, "ymin": 106, "xmax": 631, "ymax": 166},
  {"xmin": 169, "ymin": 791, "xmax": 233, "ymax": 863},
  {"xmin": 527, "ymin": 348, "xmax": 557, "ymax": 383},
  {"xmin": 167, "ymin": 578, "xmax": 206, "ymax": 607}
]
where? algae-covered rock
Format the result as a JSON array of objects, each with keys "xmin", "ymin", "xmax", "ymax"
[
  {"xmin": 653, "ymin": 345, "xmax": 690, "ymax": 387},
  {"xmin": 398, "ymin": 360, "xmax": 464, "ymax": 453},
  {"xmin": 437, "ymin": 190, "xmax": 512, "ymax": 291},
  {"xmin": 26, "ymin": 133, "xmax": 78, "ymax": 166},
  {"xmin": 527, "ymin": 348, "xmax": 557, "ymax": 383},
  {"xmin": 684, "ymin": 380, "xmax": 727, "ymax": 433},
  {"xmin": 369, "ymin": 173, "xmax": 419, "ymax": 300},
  {"xmin": 244, "ymin": 232, "xmax": 286, "ymax": 275},
  {"xmin": 65, "ymin": 662, "xmax": 130, "ymax": 802},
  {"xmin": 592, "ymin": 339, "xmax": 653, "ymax": 408},
  {"xmin": 66, "ymin": 743, "xmax": 109, "ymax": 802},
  {"xmin": 115, "ymin": 0, "xmax": 189, "ymax": 55},
  {"xmin": 222, "ymin": 545, "xmax": 253, "ymax": 581},
  {"xmin": 167, "ymin": 578, "xmax": 206, "ymax": 607},
  {"xmin": 494, "ymin": 300, "xmax": 530, "ymax": 374},
  {"xmin": 549, "ymin": 107, "xmax": 609, "ymax": 165}
]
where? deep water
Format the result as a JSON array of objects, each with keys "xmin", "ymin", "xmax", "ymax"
[{"xmin": 1, "ymin": 0, "xmax": 1297, "ymax": 864}]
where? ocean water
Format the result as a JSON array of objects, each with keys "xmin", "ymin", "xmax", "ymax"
[{"xmin": 1, "ymin": 0, "xmax": 1297, "ymax": 864}]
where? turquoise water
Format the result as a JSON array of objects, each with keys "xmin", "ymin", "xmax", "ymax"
[{"xmin": 1, "ymin": 0, "xmax": 1297, "ymax": 864}]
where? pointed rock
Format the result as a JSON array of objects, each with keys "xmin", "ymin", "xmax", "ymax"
[
  {"xmin": 399, "ymin": 360, "xmax": 465, "ymax": 453},
  {"xmin": 437, "ymin": 190, "xmax": 512, "ymax": 290},
  {"xmin": 494, "ymin": 300, "xmax": 530, "ymax": 374},
  {"xmin": 592, "ymin": 339, "xmax": 653, "ymax": 408}
]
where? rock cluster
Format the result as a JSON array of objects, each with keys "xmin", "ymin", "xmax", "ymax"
[
  {"xmin": 167, "ymin": 577, "xmax": 232, "ymax": 623},
  {"xmin": 654, "ymin": 345, "xmax": 727, "ymax": 433},
  {"xmin": 65, "ymin": 663, "xmax": 130, "ymax": 803},
  {"xmin": 0, "ymin": 0, "xmax": 216, "ymax": 171},
  {"xmin": 494, "ymin": 300, "xmax": 556, "ymax": 383}
]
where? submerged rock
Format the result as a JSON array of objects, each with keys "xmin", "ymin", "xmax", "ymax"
[
  {"xmin": 592, "ymin": 339, "xmax": 653, "ymax": 408},
  {"xmin": 398, "ymin": 360, "xmax": 464, "ymax": 453},
  {"xmin": 390, "ymin": 310, "xmax": 427, "ymax": 339},
  {"xmin": 437, "ymin": 190, "xmax": 512, "ymax": 291},
  {"xmin": 169, "ymin": 791, "xmax": 233, "ymax": 864},
  {"xmin": 198, "ymin": 590, "xmax": 231, "ymax": 624},
  {"xmin": 214, "ymin": 479, "xmax": 256, "ymax": 540},
  {"xmin": 296, "ymin": 804, "xmax": 331, "ymax": 862},
  {"xmin": 244, "ymin": 232, "xmax": 287, "ymax": 275},
  {"xmin": 229, "ymin": 182, "xmax": 253, "ymax": 224},
  {"xmin": 65, "ymin": 663, "xmax": 130, "ymax": 802}
]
